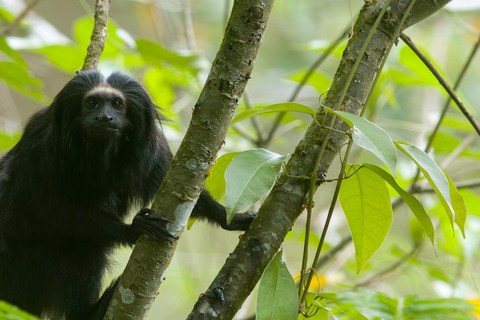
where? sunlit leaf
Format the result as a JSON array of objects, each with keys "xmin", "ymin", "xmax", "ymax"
[
  {"xmin": 0, "ymin": 300, "xmax": 38, "ymax": 319},
  {"xmin": 394, "ymin": 142, "xmax": 454, "ymax": 231},
  {"xmin": 324, "ymin": 107, "xmax": 397, "ymax": 177},
  {"xmin": 399, "ymin": 45, "xmax": 443, "ymax": 87},
  {"xmin": 286, "ymin": 69, "xmax": 331, "ymax": 93},
  {"xmin": 362, "ymin": 163, "xmax": 434, "ymax": 245},
  {"xmin": 225, "ymin": 149, "xmax": 286, "ymax": 221},
  {"xmin": 443, "ymin": 170, "xmax": 467, "ymax": 238},
  {"xmin": 30, "ymin": 45, "xmax": 84, "ymax": 73},
  {"xmin": 0, "ymin": 38, "xmax": 26, "ymax": 65},
  {"xmin": 257, "ymin": 250, "xmax": 299, "ymax": 320},
  {"xmin": 0, "ymin": 62, "xmax": 44, "ymax": 100},
  {"xmin": 339, "ymin": 165, "xmax": 393, "ymax": 273},
  {"xmin": 205, "ymin": 152, "xmax": 239, "ymax": 201},
  {"xmin": 0, "ymin": 132, "xmax": 21, "ymax": 150},
  {"xmin": 136, "ymin": 39, "xmax": 199, "ymax": 71},
  {"xmin": 232, "ymin": 103, "xmax": 316, "ymax": 124}
]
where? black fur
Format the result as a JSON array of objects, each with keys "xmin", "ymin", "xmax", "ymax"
[{"xmin": 0, "ymin": 71, "xmax": 254, "ymax": 320}]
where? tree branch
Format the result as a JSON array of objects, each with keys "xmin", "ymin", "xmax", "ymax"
[
  {"xmin": 0, "ymin": 0, "xmax": 40, "ymax": 38},
  {"xmin": 400, "ymin": 32, "xmax": 480, "ymax": 137},
  {"xmin": 82, "ymin": 0, "xmax": 110, "ymax": 71},
  {"xmin": 186, "ymin": 1, "xmax": 451, "ymax": 319},
  {"xmin": 104, "ymin": 0, "xmax": 275, "ymax": 319}
]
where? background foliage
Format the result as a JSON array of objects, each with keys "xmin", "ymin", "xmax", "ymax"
[{"xmin": 1, "ymin": 0, "xmax": 480, "ymax": 319}]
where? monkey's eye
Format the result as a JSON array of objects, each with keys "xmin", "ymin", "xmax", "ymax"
[
  {"xmin": 112, "ymin": 99, "xmax": 122, "ymax": 108},
  {"xmin": 86, "ymin": 98, "xmax": 98, "ymax": 108}
]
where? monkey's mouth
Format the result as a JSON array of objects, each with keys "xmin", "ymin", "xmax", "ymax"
[{"xmin": 87, "ymin": 126, "xmax": 122, "ymax": 138}]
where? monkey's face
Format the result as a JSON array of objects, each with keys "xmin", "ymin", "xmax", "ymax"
[{"xmin": 81, "ymin": 87, "xmax": 127, "ymax": 139}]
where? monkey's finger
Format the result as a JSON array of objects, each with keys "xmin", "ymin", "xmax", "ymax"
[{"xmin": 138, "ymin": 208, "xmax": 173, "ymax": 224}]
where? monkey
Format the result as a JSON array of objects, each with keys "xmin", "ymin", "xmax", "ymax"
[{"xmin": 0, "ymin": 70, "xmax": 254, "ymax": 320}]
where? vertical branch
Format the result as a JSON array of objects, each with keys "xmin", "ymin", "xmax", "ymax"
[
  {"xmin": 82, "ymin": 0, "xmax": 110, "ymax": 71},
  {"xmin": 104, "ymin": 0, "xmax": 275, "ymax": 319}
]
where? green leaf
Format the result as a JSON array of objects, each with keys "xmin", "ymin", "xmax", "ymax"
[
  {"xmin": 225, "ymin": 149, "xmax": 286, "ymax": 220},
  {"xmin": 323, "ymin": 107, "xmax": 397, "ymax": 177},
  {"xmin": 136, "ymin": 39, "xmax": 199, "ymax": 71},
  {"xmin": 0, "ymin": 7, "xmax": 15, "ymax": 22},
  {"xmin": 339, "ymin": 165, "xmax": 393, "ymax": 273},
  {"xmin": 299, "ymin": 293, "xmax": 329, "ymax": 320},
  {"xmin": 30, "ymin": 45, "xmax": 84, "ymax": 73},
  {"xmin": 399, "ymin": 45, "xmax": 443, "ymax": 87},
  {"xmin": 0, "ymin": 300, "xmax": 39, "ymax": 319},
  {"xmin": 205, "ymin": 152, "xmax": 239, "ymax": 201},
  {"xmin": 362, "ymin": 163, "xmax": 434, "ymax": 245},
  {"xmin": 0, "ymin": 132, "xmax": 21, "ymax": 150},
  {"xmin": 286, "ymin": 69, "xmax": 331, "ymax": 93},
  {"xmin": 0, "ymin": 62, "xmax": 44, "ymax": 100},
  {"xmin": 232, "ymin": 103, "xmax": 316, "ymax": 124},
  {"xmin": 443, "ymin": 170, "xmax": 467, "ymax": 238},
  {"xmin": 403, "ymin": 296, "xmax": 475, "ymax": 319},
  {"xmin": 394, "ymin": 142, "xmax": 455, "ymax": 230},
  {"xmin": 0, "ymin": 38, "xmax": 26, "ymax": 65},
  {"xmin": 257, "ymin": 250, "xmax": 299, "ymax": 320}
]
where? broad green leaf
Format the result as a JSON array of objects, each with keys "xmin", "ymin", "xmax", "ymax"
[
  {"xmin": 225, "ymin": 149, "xmax": 286, "ymax": 220},
  {"xmin": 0, "ymin": 300, "xmax": 38, "ymax": 319},
  {"xmin": 0, "ymin": 62, "xmax": 44, "ymax": 100},
  {"xmin": 232, "ymin": 103, "xmax": 316, "ymax": 124},
  {"xmin": 443, "ymin": 170, "xmax": 467, "ymax": 238},
  {"xmin": 136, "ymin": 39, "xmax": 199, "ymax": 71},
  {"xmin": 317, "ymin": 289, "xmax": 475, "ymax": 320},
  {"xmin": 323, "ymin": 107, "xmax": 397, "ymax": 177},
  {"xmin": 257, "ymin": 250, "xmax": 298, "ymax": 320},
  {"xmin": 399, "ymin": 45, "xmax": 443, "ymax": 88},
  {"xmin": 144, "ymin": 69, "xmax": 176, "ymax": 119},
  {"xmin": 431, "ymin": 132, "xmax": 461, "ymax": 154},
  {"xmin": 362, "ymin": 163, "xmax": 434, "ymax": 245},
  {"xmin": 30, "ymin": 45, "xmax": 84, "ymax": 73},
  {"xmin": 0, "ymin": 7, "xmax": 15, "ymax": 22},
  {"xmin": 0, "ymin": 132, "xmax": 21, "ymax": 150},
  {"xmin": 403, "ymin": 296, "xmax": 475, "ymax": 320},
  {"xmin": 286, "ymin": 69, "xmax": 331, "ymax": 93},
  {"xmin": 0, "ymin": 38, "xmax": 26, "ymax": 65},
  {"xmin": 394, "ymin": 142, "xmax": 455, "ymax": 230},
  {"xmin": 205, "ymin": 152, "xmax": 239, "ymax": 201},
  {"xmin": 339, "ymin": 165, "xmax": 393, "ymax": 273}
]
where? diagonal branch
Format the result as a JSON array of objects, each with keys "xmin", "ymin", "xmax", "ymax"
[
  {"xmin": 0, "ymin": 0, "xmax": 40, "ymax": 38},
  {"xmin": 82, "ymin": 0, "xmax": 110, "ymax": 71},
  {"xmin": 104, "ymin": 0, "xmax": 275, "ymax": 319},
  {"xmin": 400, "ymin": 32, "xmax": 480, "ymax": 136}
]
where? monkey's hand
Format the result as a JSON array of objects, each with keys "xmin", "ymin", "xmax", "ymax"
[
  {"xmin": 130, "ymin": 208, "xmax": 178, "ymax": 244},
  {"xmin": 223, "ymin": 211, "xmax": 256, "ymax": 231}
]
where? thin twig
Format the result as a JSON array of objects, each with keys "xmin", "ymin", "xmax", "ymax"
[
  {"xmin": 415, "ymin": 178, "xmax": 480, "ymax": 193},
  {"xmin": 82, "ymin": 0, "xmax": 110, "ymax": 71},
  {"xmin": 424, "ymin": 34, "xmax": 480, "ymax": 153},
  {"xmin": 0, "ymin": 0, "xmax": 40, "ymax": 37},
  {"xmin": 182, "ymin": 0, "xmax": 196, "ymax": 51},
  {"xmin": 400, "ymin": 32, "xmax": 480, "ymax": 137},
  {"xmin": 355, "ymin": 243, "xmax": 422, "ymax": 287},
  {"xmin": 263, "ymin": 28, "xmax": 348, "ymax": 147}
]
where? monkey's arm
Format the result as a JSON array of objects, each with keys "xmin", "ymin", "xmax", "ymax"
[{"xmin": 192, "ymin": 190, "xmax": 255, "ymax": 231}]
